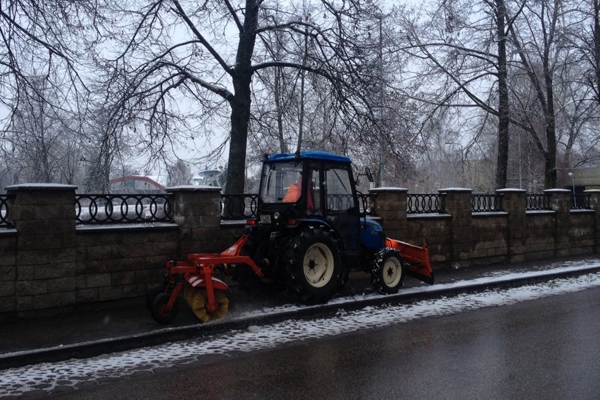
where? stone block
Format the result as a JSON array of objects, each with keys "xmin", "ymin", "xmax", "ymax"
[
  {"xmin": 0, "ymin": 297, "xmax": 16, "ymax": 313},
  {"xmin": 34, "ymin": 264, "xmax": 65, "ymax": 279},
  {"xmin": 76, "ymin": 288, "xmax": 98, "ymax": 303},
  {"xmin": 112, "ymin": 271, "xmax": 136, "ymax": 285},
  {"xmin": 17, "ymin": 265, "xmax": 34, "ymax": 280},
  {"xmin": 123, "ymin": 283, "xmax": 146, "ymax": 298},
  {"xmin": 76, "ymin": 260, "xmax": 100, "ymax": 275},
  {"xmin": 16, "ymin": 280, "xmax": 48, "ymax": 296},
  {"xmin": 17, "ymin": 234, "xmax": 56, "ymax": 250},
  {"xmin": 47, "ymin": 277, "xmax": 78, "ymax": 293},
  {"xmin": 61, "ymin": 291, "xmax": 76, "ymax": 306},
  {"xmin": 33, "ymin": 292, "xmax": 63, "ymax": 309},
  {"xmin": 17, "ymin": 250, "xmax": 49, "ymax": 265},
  {"xmin": 76, "ymin": 232, "xmax": 123, "ymax": 247},
  {"xmin": 34, "ymin": 204, "xmax": 65, "ymax": 219},
  {"xmin": 86, "ymin": 273, "xmax": 111, "ymax": 288},
  {"xmin": 86, "ymin": 246, "xmax": 113, "ymax": 260},
  {"xmin": 0, "ymin": 281, "xmax": 15, "ymax": 297},
  {"xmin": 48, "ymin": 248, "xmax": 76, "ymax": 264},
  {"xmin": 135, "ymin": 268, "xmax": 164, "ymax": 283},
  {"xmin": 0, "ymin": 252, "xmax": 16, "ymax": 267},
  {"xmin": 0, "ymin": 266, "xmax": 16, "ymax": 281},
  {"xmin": 98, "ymin": 286, "xmax": 122, "ymax": 301},
  {"xmin": 16, "ymin": 296, "xmax": 33, "ymax": 311},
  {"xmin": 10, "ymin": 204, "xmax": 35, "ymax": 220}
]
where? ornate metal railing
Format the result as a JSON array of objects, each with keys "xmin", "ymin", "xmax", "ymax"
[
  {"xmin": 472, "ymin": 193, "xmax": 503, "ymax": 212},
  {"xmin": 571, "ymin": 194, "xmax": 591, "ymax": 210},
  {"xmin": 220, "ymin": 194, "xmax": 259, "ymax": 220},
  {"xmin": 526, "ymin": 194, "xmax": 551, "ymax": 210},
  {"xmin": 220, "ymin": 193, "xmax": 378, "ymax": 220},
  {"xmin": 0, "ymin": 195, "xmax": 12, "ymax": 228},
  {"xmin": 327, "ymin": 194, "xmax": 357, "ymax": 212},
  {"xmin": 75, "ymin": 194, "xmax": 173, "ymax": 224},
  {"xmin": 358, "ymin": 193, "xmax": 377, "ymax": 216},
  {"xmin": 407, "ymin": 194, "xmax": 446, "ymax": 214}
]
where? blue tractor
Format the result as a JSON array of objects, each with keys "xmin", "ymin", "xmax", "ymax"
[
  {"xmin": 235, "ymin": 150, "xmax": 434, "ymax": 304},
  {"xmin": 149, "ymin": 150, "xmax": 434, "ymax": 323}
]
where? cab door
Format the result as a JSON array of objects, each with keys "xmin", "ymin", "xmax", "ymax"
[{"xmin": 322, "ymin": 163, "xmax": 361, "ymax": 257}]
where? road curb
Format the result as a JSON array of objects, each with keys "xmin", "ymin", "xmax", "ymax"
[{"xmin": 2, "ymin": 265, "xmax": 599, "ymax": 370}]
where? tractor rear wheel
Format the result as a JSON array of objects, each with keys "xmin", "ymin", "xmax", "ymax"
[
  {"xmin": 285, "ymin": 226, "xmax": 342, "ymax": 304},
  {"xmin": 371, "ymin": 248, "xmax": 405, "ymax": 294},
  {"xmin": 150, "ymin": 292, "xmax": 179, "ymax": 324}
]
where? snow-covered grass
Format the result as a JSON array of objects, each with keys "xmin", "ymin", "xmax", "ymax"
[{"xmin": 2, "ymin": 262, "xmax": 600, "ymax": 397}]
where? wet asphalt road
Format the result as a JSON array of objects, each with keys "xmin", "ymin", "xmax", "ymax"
[{"xmin": 48, "ymin": 286, "xmax": 600, "ymax": 400}]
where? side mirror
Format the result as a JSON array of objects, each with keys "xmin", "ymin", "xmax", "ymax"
[{"xmin": 365, "ymin": 167, "xmax": 374, "ymax": 183}]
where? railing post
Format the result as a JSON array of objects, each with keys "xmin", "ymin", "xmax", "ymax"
[
  {"xmin": 545, "ymin": 189, "xmax": 571, "ymax": 257},
  {"xmin": 497, "ymin": 189, "xmax": 526, "ymax": 262},
  {"xmin": 585, "ymin": 190, "xmax": 600, "ymax": 253},
  {"xmin": 167, "ymin": 186, "xmax": 223, "ymax": 254},
  {"xmin": 369, "ymin": 188, "xmax": 407, "ymax": 240},
  {"xmin": 438, "ymin": 188, "xmax": 472, "ymax": 268},
  {"xmin": 7, "ymin": 184, "xmax": 77, "ymax": 314}
]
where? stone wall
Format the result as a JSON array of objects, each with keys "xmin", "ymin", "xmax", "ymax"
[
  {"xmin": 0, "ymin": 185, "xmax": 245, "ymax": 318},
  {"xmin": 0, "ymin": 185, "xmax": 599, "ymax": 318},
  {"xmin": 371, "ymin": 188, "xmax": 600, "ymax": 269}
]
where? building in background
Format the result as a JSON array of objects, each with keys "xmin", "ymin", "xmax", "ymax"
[{"xmin": 109, "ymin": 175, "xmax": 167, "ymax": 194}]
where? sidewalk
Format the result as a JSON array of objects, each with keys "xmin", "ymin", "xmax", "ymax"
[{"xmin": 2, "ymin": 255, "xmax": 600, "ymax": 370}]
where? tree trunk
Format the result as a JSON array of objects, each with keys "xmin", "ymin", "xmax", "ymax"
[
  {"xmin": 226, "ymin": 86, "xmax": 251, "ymax": 194},
  {"xmin": 274, "ymin": 67, "xmax": 287, "ymax": 153},
  {"xmin": 495, "ymin": 0, "xmax": 509, "ymax": 189},
  {"xmin": 594, "ymin": 0, "xmax": 600, "ymax": 104},
  {"xmin": 224, "ymin": 0, "xmax": 259, "ymax": 195},
  {"xmin": 544, "ymin": 64, "xmax": 557, "ymax": 188}
]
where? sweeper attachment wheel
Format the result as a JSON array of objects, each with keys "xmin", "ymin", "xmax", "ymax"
[{"xmin": 184, "ymin": 286, "xmax": 229, "ymax": 323}]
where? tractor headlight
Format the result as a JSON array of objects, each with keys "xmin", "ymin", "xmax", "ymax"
[{"xmin": 273, "ymin": 211, "xmax": 281, "ymax": 221}]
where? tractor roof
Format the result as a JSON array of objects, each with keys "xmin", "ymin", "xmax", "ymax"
[{"xmin": 267, "ymin": 150, "xmax": 351, "ymax": 164}]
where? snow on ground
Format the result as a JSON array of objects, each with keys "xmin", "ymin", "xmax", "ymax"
[{"xmin": 2, "ymin": 261, "xmax": 600, "ymax": 397}]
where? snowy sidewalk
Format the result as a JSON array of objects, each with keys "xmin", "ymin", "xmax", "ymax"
[{"xmin": 1, "ymin": 255, "xmax": 600, "ymax": 371}]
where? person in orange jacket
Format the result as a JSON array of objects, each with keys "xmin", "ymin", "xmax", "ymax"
[
  {"xmin": 283, "ymin": 174, "xmax": 314, "ymax": 211},
  {"xmin": 283, "ymin": 175, "xmax": 302, "ymax": 203}
]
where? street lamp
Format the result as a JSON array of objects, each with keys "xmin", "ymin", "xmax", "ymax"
[{"xmin": 568, "ymin": 172, "xmax": 575, "ymax": 207}]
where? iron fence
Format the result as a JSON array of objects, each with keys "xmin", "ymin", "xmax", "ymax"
[
  {"xmin": 0, "ymin": 195, "xmax": 11, "ymax": 228},
  {"xmin": 472, "ymin": 193, "xmax": 504, "ymax": 212},
  {"xmin": 526, "ymin": 194, "xmax": 551, "ymax": 210},
  {"xmin": 220, "ymin": 194, "xmax": 259, "ymax": 220},
  {"xmin": 407, "ymin": 194, "xmax": 446, "ymax": 214},
  {"xmin": 75, "ymin": 194, "xmax": 173, "ymax": 224},
  {"xmin": 358, "ymin": 193, "xmax": 377, "ymax": 216},
  {"xmin": 571, "ymin": 194, "xmax": 591, "ymax": 210}
]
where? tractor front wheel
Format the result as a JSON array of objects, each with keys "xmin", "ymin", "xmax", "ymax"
[
  {"xmin": 371, "ymin": 248, "xmax": 405, "ymax": 294},
  {"xmin": 285, "ymin": 226, "xmax": 342, "ymax": 304}
]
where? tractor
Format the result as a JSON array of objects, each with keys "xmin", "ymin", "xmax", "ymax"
[{"xmin": 148, "ymin": 150, "xmax": 434, "ymax": 324}]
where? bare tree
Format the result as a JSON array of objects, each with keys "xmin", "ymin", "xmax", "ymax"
[
  {"xmin": 97, "ymin": 0, "xmax": 387, "ymax": 194},
  {"xmin": 166, "ymin": 159, "xmax": 192, "ymax": 186},
  {"xmin": 0, "ymin": 1, "xmax": 111, "ymax": 189},
  {"xmin": 398, "ymin": 0, "xmax": 520, "ymax": 189},
  {"xmin": 507, "ymin": 0, "xmax": 577, "ymax": 188}
]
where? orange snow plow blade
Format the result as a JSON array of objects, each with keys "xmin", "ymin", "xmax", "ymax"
[{"xmin": 385, "ymin": 238, "xmax": 435, "ymax": 284}]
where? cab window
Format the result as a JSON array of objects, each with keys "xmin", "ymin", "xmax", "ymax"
[{"xmin": 325, "ymin": 166, "xmax": 355, "ymax": 212}]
